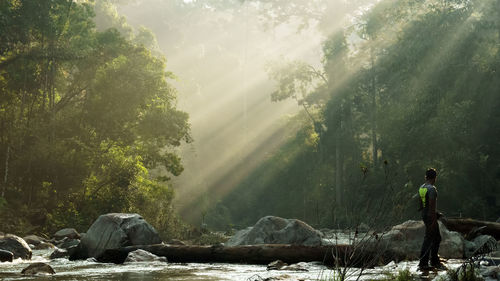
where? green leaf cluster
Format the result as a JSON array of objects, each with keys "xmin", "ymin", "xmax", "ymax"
[{"xmin": 0, "ymin": 0, "xmax": 190, "ymax": 235}]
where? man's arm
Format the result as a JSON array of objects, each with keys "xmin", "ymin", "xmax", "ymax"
[
  {"xmin": 427, "ymin": 187, "xmax": 438, "ymax": 223},
  {"xmin": 428, "ymin": 197, "xmax": 437, "ymax": 222}
]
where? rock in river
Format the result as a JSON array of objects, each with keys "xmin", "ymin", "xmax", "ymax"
[
  {"xmin": 34, "ymin": 242, "xmax": 55, "ymax": 250},
  {"xmin": 226, "ymin": 216, "xmax": 322, "ymax": 246},
  {"xmin": 57, "ymin": 238, "xmax": 80, "ymax": 249},
  {"xmin": 71, "ymin": 213, "xmax": 162, "ymax": 259},
  {"xmin": 0, "ymin": 249, "xmax": 13, "ymax": 262},
  {"xmin": 54, "ymin": 228, "xmax": 80, "ymax": 240},
  {"xmin": 0, "ymin": 234, "xmax": 32, "ymax": 260},
  {"xmin": 468, "ymin": 235, "xmax": 497, "ymax": 256},
  {"xmin": 23, "ymin": 235, "xmax": 46, "ymax": 246},
  {"xmin": 21, "ymin": 262, "xmax": 55, "ymax": 275},
  {"xmin": 376, "ymin": 220, "xmax": 464, "ymax": 260},
  {"xmin": 50, "ymin": 248, "xmax": 69, "ymax": 259},
  {"xmin": 125, "ymin": 249, "xmax": 167, "ymax": 262}
]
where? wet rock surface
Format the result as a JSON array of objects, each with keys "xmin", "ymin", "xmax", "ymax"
[
  {"xmin": 0, "ymin": 234, "xmax": 32, "ymax": 260},
  {"xmin": 266, "ymin": 260, "xmax": 308, "ymax": 272},
  {"xmin": 125, "ymin": 249, "xmax": 167, "ymax": 262},
  {"xmin": 54, "ymin": 228, "xmax": 80, "ymax": 240},
  {"xmin": 21, "ymin": 262, "xmax": 55, "ymax": 275},
  {"xmin": 34, "ymin": 242, "xmax": 55, "ymax": 250},
  {"xmin": 22, "ymin": 235, "xmax": 46, "ymax": 246},
  {"xmin": 377, "ymin": 220, "xmax": 464, "ymax": 260},
  {"xmin": 57, "ymin": 238, "xmax": 80, "ymax": 249},
  {"xmin": 479, "ymin": 265, "xmax": 500, "ymax": 279},
  {"xmin": 0, "ymin": 249, "xmax": 13, "ymax": 262},
  {"xmin": 267, "ymin": 260, "xmax": 287, "ymax": 270},
  {"xmin": 50, "ymin": 248, "xmax": 69, "ymax": 259},
  {"xmin": 226, "ymin": 216, "xmax": 322, "ymax": 246},
  {"xmin": 71, "ymin": 213, "xmax": 162, "ymax": 260}
]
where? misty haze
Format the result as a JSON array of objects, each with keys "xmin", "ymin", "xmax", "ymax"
[{"xmin": 1, "ymin": 0, "xmax": 499, "ymax": 280}]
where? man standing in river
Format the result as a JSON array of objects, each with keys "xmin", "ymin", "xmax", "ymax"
[{"xmin": 417, "ymin": 168, "xmax": 446, "ymax": 271}]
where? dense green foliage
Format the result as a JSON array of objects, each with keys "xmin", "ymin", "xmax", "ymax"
[
  {"xmin": 0, "ymin": 0, "xmax": 190, "ymax": 236},
  {"xmin": 216, "ymin": 0, "xmax": 500, "ymax": 229}
]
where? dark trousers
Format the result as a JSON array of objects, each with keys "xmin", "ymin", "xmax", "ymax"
[{"xmin": 419, "ymin": 217, "xmax": 441, "ymax": 266}]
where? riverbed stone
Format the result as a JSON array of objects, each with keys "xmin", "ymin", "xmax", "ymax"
[
  {"xmin": 23, "ymin": 235, "xmax": 45, "ymax": 246},
  {"xmin": 21, "ymin": 262, "xmax": 55, "ymax": 275},
  {"xmin": 0, "ymin": 249, "xmax": 13, "ymax": 262},
  {"xmin": 71, "ymin": 213, "xmax": 162, "ymax": 259},
  {"xmin": 0, "ymin": 234, "xmax": 32, "ymax": 260},
  {"xmin": 226, "ymin": 216, "xmax": 322, "ymax": 246},
  {"xmin": 466, "ymin": 235, "xmax": 498, "ymax": 258},
  {"xmin": 480, "ymin": 265, "xmax": 500, "ymax": 279},
  {"xmin": 472, "ymin": 235, "xmax": 498, "ymax": 255},
  {"xmin": 267, "ymin": 260, "xmax": 287, "ymax": 270},
  {"xmin": 50, "ymin": 248, "xmax": 69, "ymax": 259},
  {"xmin": 375, "ymin": 220, "xmax": 464, "ymax": 260},
  {"xmin": 266, "ymin": 260, "xmax": 308, "ymax": 272},
  {"xmin": 54, "ymin": 228, "xmax": 80, "ymax": 240},
  {"xmin": 124, "ymin": 249, "xmax": 167, "ymax": 262},
  {"xmin": 465, "ymin": 240, "xmax": 476, "ymax": 258},
  {"xmin": 57, "ymin": 238, "xmax": 80, "ymax": 249},
  {"xmin": 34, "ymin": 242, "xmax": 55, "ymax": 250}
]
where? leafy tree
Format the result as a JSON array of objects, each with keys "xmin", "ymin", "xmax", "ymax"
[{"xmin": 0, "ymin": 0, "xmax": 190, "ymax": 235}]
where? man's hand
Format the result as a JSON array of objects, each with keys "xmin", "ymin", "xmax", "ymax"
[{"xmin": 436, "ymin": 211, "xmax": 444, "ymax": 219}]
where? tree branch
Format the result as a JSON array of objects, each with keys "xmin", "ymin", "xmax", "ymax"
[{"xmin": 307, "ymin": 65, "xmax": 328, "ymax": 84}]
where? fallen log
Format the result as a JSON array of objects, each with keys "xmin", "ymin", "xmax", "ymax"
[
  {"xmin": 441, "ymin": 218, "xmax": 500, "ymax": 240},
  {"xmin": 97, "ymin": 243, "xmax": 404, "ymax": 267}
]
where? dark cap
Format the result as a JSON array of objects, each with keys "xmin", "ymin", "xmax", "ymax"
[{"xmin": 425, "ymin": 168, "xmax": 437, "ymax": 179}]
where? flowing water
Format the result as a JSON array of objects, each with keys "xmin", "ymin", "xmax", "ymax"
[{"xmin": 0, "ymin": 249, "xmax": 465, "ymax": 281}]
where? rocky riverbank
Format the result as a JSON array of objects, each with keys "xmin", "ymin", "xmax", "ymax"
[{"xmin": 1, "ymin": 214, "xmax": 499, "ymax": 280}]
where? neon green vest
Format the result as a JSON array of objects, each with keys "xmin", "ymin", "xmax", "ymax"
[{"xmin": 419, "ymin": 186, "xmax": 428, "ymax": 207}]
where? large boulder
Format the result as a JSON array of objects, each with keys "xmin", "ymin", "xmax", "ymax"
[
  {"xmin": 71, "ymin": 213, "xmax": 162, "ymax": 259},
  {"xmin": 0, "ymin": 234, "xmax": 32, "ymax": 260},
  {"xmin": 226, "ymin": 216, "xmax": 322, "ymax": 246},
  {"xmin": 375, "ymin": 220, "xmax": 464, "ymax": 260}
]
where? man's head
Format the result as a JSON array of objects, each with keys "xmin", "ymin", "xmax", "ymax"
[{"xmin": 425, "ymin": 168, "xmax": 437, "ymax": 184}]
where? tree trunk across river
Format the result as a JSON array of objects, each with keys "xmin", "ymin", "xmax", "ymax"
[{"xmin": 96, "ymin": 243, "xmax": 404, "ymax": 267}]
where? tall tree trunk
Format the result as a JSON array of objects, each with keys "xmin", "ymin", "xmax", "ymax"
[
  {"xmin": 2, "ymin": 146, "xmax": 10, "ymax": 198},
  {"xmin": 335, "ymin": 120, "xmax": 342, "ymax": 209},
  {"xmin": 370, "ymin": 47, "xmax": 378, "ymax": 168}
]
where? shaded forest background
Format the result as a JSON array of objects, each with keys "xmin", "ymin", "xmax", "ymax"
[
  {"xmin": 1, "ymin": 0, "xmax": 499, "ymax": 238},
  {"xmin": 206, "ymin": 0, "xmax": 500, "ymax": 230}
]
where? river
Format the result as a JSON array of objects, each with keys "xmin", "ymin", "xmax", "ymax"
[{"xmin": 0, "ymin": 249, "xmax": 465, "ymax": 281}]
